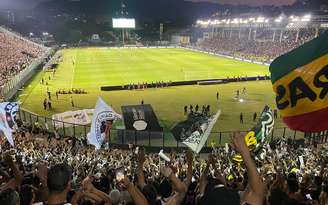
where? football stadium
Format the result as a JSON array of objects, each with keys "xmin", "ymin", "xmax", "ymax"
[{"xmin": 0, "ymin": 0, "xmax": 328, "ymax": 204}]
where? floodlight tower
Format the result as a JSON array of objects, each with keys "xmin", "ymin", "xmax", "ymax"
[{"xmin": 121, "ymin": 0, "xmax": 128, "ymax": 45}]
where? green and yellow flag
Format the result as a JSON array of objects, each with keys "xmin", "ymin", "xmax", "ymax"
[{"xmin": 270, "ymin": 32, "xmax": 328, "ymax": 132}]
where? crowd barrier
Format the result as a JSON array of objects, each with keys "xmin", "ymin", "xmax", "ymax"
[{"xmin": 18, "ymin": 109, "xmax": 328, "ymax": 152}]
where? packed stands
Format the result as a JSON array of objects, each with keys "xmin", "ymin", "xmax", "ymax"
[
  {"xmin": 194, "ymin": 13, "xmax": 328, "ymax": 64},
  {"xmin": 0, "ymin": 121, "xmax": 327, "ymax": 205},
  {"xmin": 196, "ymin": 28, "xmax": 320, "ymax": 63},
  {"xmin": 0, "ymin": 27, "xmax": 47, "ymax": 92}
]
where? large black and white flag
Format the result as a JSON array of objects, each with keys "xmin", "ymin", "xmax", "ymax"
[
  {"xmin": 233, "ymin": 105, "xmax": 274, "ymax": 162},
  {"xmin": 182, "ymin": 110, "xmax": 221, "ymax": 154},
  {"xmin": 0, "ymin": 102, "xmax": 19, "ymax": 147},
  {"xmin": 87, "ymin": 97, "xmax": 121, "ymax": 149}
]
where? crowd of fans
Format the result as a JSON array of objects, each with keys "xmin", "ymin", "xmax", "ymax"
[
  {"xmin": 196, "ymin": 28, "xmax": 327, "ymax": 63},
  {"xmin": 0, "ymin": 120, "xmax": 327, "ymax": 205},
  {"xmin": 0, "ymin": 28, "xmax": 47, "ymax": 92}
]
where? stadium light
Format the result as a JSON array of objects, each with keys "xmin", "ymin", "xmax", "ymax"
[
  {"xmin": 301, "ymin": 14, "xmax": 311, "ymax": 22},
  {"xmin": 275, "ymin": 16, "xmax": 283, "ymax": 23},
  {"xmin": 210, "ymin": 20, "xmax": 220, "ymax": 25},
  {"xmin": 291, "ymin": 16, "xmax": 300, "ymax": 22},
  {"xmin": 232, "ymin": 18, "xmax": 239, "ymax": 24},
  {"xmin": 196, "ymin": 20, "xmax": 211, "ymax": 25},
  {"xmin": 303, "ymin": 14, "xmax": 311, "ymax": 19},
  {"xmin": 256, "ymin": 16, "xmax": 265, "ymax": 23}
]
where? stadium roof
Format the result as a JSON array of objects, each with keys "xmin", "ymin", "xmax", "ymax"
[{"xmin": 196, "ymin": 14, "xmax": 328, "ymax": 29}]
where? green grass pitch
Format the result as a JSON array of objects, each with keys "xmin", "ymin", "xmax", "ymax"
[{"xmin": 17, "ymin": 47, "xmax": 295, "ymax": 144}]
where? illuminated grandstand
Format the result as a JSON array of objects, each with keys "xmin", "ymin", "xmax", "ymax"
[{"xmin": 192, "ymin": 14, "xmax": 328, "ymax": 63}]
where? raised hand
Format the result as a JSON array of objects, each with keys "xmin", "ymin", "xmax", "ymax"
[
  {"xmin": 186, "ymin": 149, "xmax": 193, "ymax": 165},
  {"xmin": 137, "ymin": 148, "xmax": 146, "ymax": 165},
  {"xmin": 208, "ymin": 154, "xmax": 217, "ymax": 167},
  {"xmin": 36, "ymin": 162, "xmax": 48, "ymax": 184},
  {"xmin": 122, "ymin": 175, "xmax": 132, "ymax": 189},
  {"xmin": 231, "ymin": 132, "xmax": 249, "ymax": 156},
  {"xmin": 82, "ymin": 176, "xmax": 94, "ymax": 192},
  {"xmin": 160, "ymin": 165, "xmax": 173, "ymax": 178}
]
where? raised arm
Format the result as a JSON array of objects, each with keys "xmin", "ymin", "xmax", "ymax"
[
  {"xmin": 123, "ymin": 176, "xmax": 149, "ymax": 205},
  {"xmin": 166, "ymin": 151, "xmax": 194, "ymax": 205},
  {"xmin": 136, "ymin": 149, "xmax": 146, "ymax": 189},
  {"xmin": 160, "ymin": 165, "xmax": 187, "ymax": 193},
  {"xmin": 35, "ymin": 162, "xmax": 49, "ymax": 202},
  {"xmin": 198, "ymin": 160, "xmax": 210, "ymax": 197},
  {"xmin": 80, "ymin": 177, "xmax": 112, "ymax": 205},
  {"xmin": 185, "ymin": 150, "xmax": 193, "ymax": 187},
  {"xmin": 0, "ymin": 153, "xmax": 23, "ymax": 191},
  {"xmin": 208, "ymin": 154, "xmax": 226, "ymax": 186},
  {"xmin": 232, "ymin": 133, "xmax": 265, "ymax": 205}
]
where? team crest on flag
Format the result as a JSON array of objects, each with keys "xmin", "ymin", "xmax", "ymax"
[
  {"xmin": 270, "ymin": 32, "xmax": 328, "ymax": 132},
  {"xmin": 0, "ymin": 102, "xmax": 19, "ymax": 146},
  {"xmin": 87, "ymin": 97, "xmax": 121, "ymax": 149}
]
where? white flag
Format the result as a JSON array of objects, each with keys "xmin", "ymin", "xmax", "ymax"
[
  {"xmin": 87, "ymin": 97, "xmax": 121, "ymax": 149},
  {"xmin": 0, "ymin": 102, "xmax": 19, "ymax": 147},
  {"xmin": 182, "ymin": 110, "xmax": 221, "ymax": 154},
  {"xmin": 299, "ymin": 156, "xmax": 305, "ymax": 169}
]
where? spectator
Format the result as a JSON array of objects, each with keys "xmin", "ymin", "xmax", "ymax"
[
  {"xmin": 0, "ymin": 28, "xmax": 47, "ymax": 96},
  {"xmin": 45, "ymin": 163, "xmax": 72, "ymax": 205}
]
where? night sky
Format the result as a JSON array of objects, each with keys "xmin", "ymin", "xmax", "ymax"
[
  {"xmin": 188, "ymin": 0, "xmax": 297, "ymax": 6},
  {"xmin": 0, "ymin": 0, "xmax": 300, "ymax": 9}
]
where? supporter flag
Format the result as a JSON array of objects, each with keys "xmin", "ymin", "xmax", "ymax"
[
  {"xmin": 182, "ymin": 110, "xmax": 221, "ymax": 154},
  {"xmin": 233, "ymin": 106, "xmax": 274, "ymax": 162},
  {"xmin": 270, "ymin": 32, "xmax": 328, "ymax": 132},
  {"xmin": 87, "ymin": 97, "xmax": 121, "ymax": 149},
  {"xmin": 0, "ymin": 102, "xmax": 19, "ymax": 147}
]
